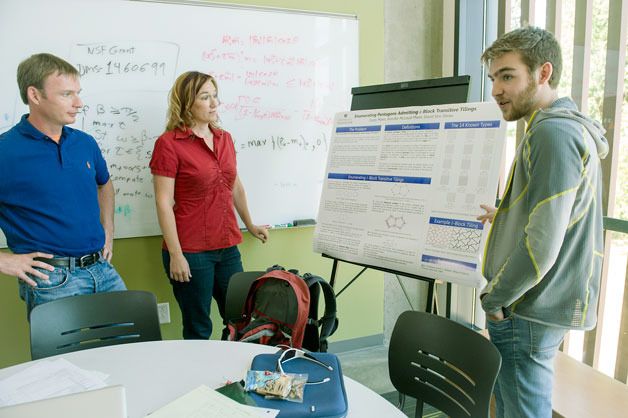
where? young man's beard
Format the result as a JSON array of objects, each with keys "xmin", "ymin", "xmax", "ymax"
[{"xmin": 503, "ymin": 77, "xmax": 538, "ymax": 121}]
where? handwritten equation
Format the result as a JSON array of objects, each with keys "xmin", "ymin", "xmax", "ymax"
[
  {"xmin": 75, "ymin": 97, "xmax": 159, "ymax": 222},
  {"xmin": 71, "ymin": 41, "xmax": 178, "ymax": 91},
  {"xmin": 234, "ymin": 133, "xmax": 328, "ymax": 153}
]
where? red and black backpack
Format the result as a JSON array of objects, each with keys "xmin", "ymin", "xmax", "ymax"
[{"xmin": 227, "ymin": 266, "xmax": 338, "ymax": 351}]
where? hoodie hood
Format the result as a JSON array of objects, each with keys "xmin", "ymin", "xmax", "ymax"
[{"xmin": 530, "ymin": 97, "xmax": 609, "ymax": 158}]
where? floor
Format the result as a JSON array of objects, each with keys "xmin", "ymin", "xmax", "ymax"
[{"xmin": 335, "ymin": 345, "xmax": 445, "ymax": 418}]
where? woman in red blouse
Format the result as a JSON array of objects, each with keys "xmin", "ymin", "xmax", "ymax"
[{"xmin": 150, "ymin": 71, "xmax": 268, "ymax": 340}]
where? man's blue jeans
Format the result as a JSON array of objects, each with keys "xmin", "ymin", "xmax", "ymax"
[
  {"xmin": 487, "ymin": 313, "xmax": 568, "ymax": 418},
  {"xmin": 162, "ymin": 246, "xmax": 243, "ymax": 340},
  {"xmin": 20, "ymin": 258, "xmax": 127, "ymax": 318}
]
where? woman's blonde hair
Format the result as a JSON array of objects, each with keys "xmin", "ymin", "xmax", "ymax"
[{"xmin": 165, "ymin": 71, "xmax": 219, "ymax": 132}]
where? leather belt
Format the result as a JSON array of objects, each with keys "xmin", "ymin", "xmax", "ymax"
[{"xmin": 35, "ymin": 252, "xmax": 101, "ymax": 268}]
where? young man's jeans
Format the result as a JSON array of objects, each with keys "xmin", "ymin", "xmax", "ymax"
[
  {"xmin": 487, "ymin": 313, "xmax": 568, "ymax": 418},
  {"xmin": 19, "ymin": 258, "xmax": 127, "ymax": 318},
  {"xmin": 162, "ymin": 246, "xmax": 243, "ymax": 340}
]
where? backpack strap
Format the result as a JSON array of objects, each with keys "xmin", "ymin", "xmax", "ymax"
[
  {"xmin": 267, "ymin": 264, "xmax": 300, "ymax": 275},
  {"xmin": 266, "ymin": 264, "xmax": 285, "ymax": 273},
  {"xmin": 303, "ymin": 273, "xmax": 338, "ymax": 349}
]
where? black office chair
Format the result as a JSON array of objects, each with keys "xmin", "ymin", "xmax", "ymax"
[
  {"xmin": 224, "ymin": 271, "xmax": 264, "ymax": 323},
  {"xmin": 388, "ymin": 310, "xmax": 501, "ymax": 418},
  {"xmin": 30, "ymin": 290, "xmax": 162, "ymax": 360}
]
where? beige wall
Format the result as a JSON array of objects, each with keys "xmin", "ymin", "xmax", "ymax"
[
  {"xmin": 384, "ymin": 0, "xmax": 447, "ymax": 82},
  {"xmin": 382, "ymin": 0, "xmax": 453, "ymax": 343}
]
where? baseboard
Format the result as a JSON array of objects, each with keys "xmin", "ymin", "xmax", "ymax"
[{"xmin": 327, "ymin": 334, "xmax": 384, "ymax": 353}]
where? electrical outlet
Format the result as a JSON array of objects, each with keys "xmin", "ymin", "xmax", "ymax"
[{"xmin": 157, "ymin": 302, "xmax": 170, "ymax": 324}]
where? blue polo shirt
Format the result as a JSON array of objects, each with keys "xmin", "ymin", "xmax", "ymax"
[{"xmin": 0, "ymin": 115, "xmax": 110, "ymax": 256}]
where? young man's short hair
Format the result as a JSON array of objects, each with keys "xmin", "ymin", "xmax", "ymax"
[
  {"xmin": 481, "ymin": 26, "xmax": 562, "ymax": 88},
  {"xmin": 17, "ymin": 53, "xmax": 79, "ymax": 104}
]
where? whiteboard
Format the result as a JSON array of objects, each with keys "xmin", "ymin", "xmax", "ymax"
[{"xmin": 0, "ymin": 0, "xmax": 358, "ymax": 246}]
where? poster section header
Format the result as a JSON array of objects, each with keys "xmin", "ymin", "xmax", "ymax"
[{"xmin": 327, "ymin": 173, "xmax": 431, "ymax": 184}]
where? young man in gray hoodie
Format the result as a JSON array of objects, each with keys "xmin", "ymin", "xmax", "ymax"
[{"xmin": 477, "ymin": 26, "xmax": 608, "ymax": 418}]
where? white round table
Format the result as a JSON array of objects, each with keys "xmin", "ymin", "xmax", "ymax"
[{"xmin": 0, "ymin": 340, "xmax": 405, "ymax": 417}]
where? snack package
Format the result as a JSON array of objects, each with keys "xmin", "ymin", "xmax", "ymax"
[
  {"xmin": 282, "ymin": 373, "xmax": 307, "ymax": 403},
  {"xmin": 245, "ymin": 370, "xmax": 292, "ymax": 398}
]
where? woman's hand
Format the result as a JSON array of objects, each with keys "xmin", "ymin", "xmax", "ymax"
[
  {"xmin": 247, "ymin": 225, "xmax": 269, "ymax": 243},
  {"xmin": 169, "ymin": 253, "xmax": 192, "ymax": 282}
]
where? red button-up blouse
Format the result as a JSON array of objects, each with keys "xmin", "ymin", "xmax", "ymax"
[{"xmin": 149, "ymin": 126, "xmax": 242, "ymax": 252}]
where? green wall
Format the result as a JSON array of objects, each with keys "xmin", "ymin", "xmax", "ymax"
[{"xmin": 0, "ymin": 0, "xmax": 385, "ymax": 368}]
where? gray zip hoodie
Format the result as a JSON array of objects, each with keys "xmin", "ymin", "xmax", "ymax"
[{"xmin": 481, "ymin": 97, "xmax": 608, "ymax": 329}]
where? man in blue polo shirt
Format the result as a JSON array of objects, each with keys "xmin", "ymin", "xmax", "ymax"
[{"xmin": 0, "ymin": 53, "xmax": 126, "ymax": 317}]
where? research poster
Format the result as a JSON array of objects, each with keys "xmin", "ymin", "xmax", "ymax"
[{"xmin": 313, "ymin": 102, "xmax": 506, "ymax": 288}]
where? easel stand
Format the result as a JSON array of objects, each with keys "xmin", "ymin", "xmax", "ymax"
[{"xmin": 323, "ymin": 254, "xmax": 449, "ymax": 315}]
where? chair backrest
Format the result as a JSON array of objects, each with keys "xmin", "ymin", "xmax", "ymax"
[
  {"xmin": 30, "ymin": 290, "xmax": 162, "ymax": 360},
  {"xmin": 388, "ymin": 310, "xmax": 501, "ymax": 418},
  {"xmin": 224, "ymin": 271, "xmax": 265, "ymax": 322}
]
